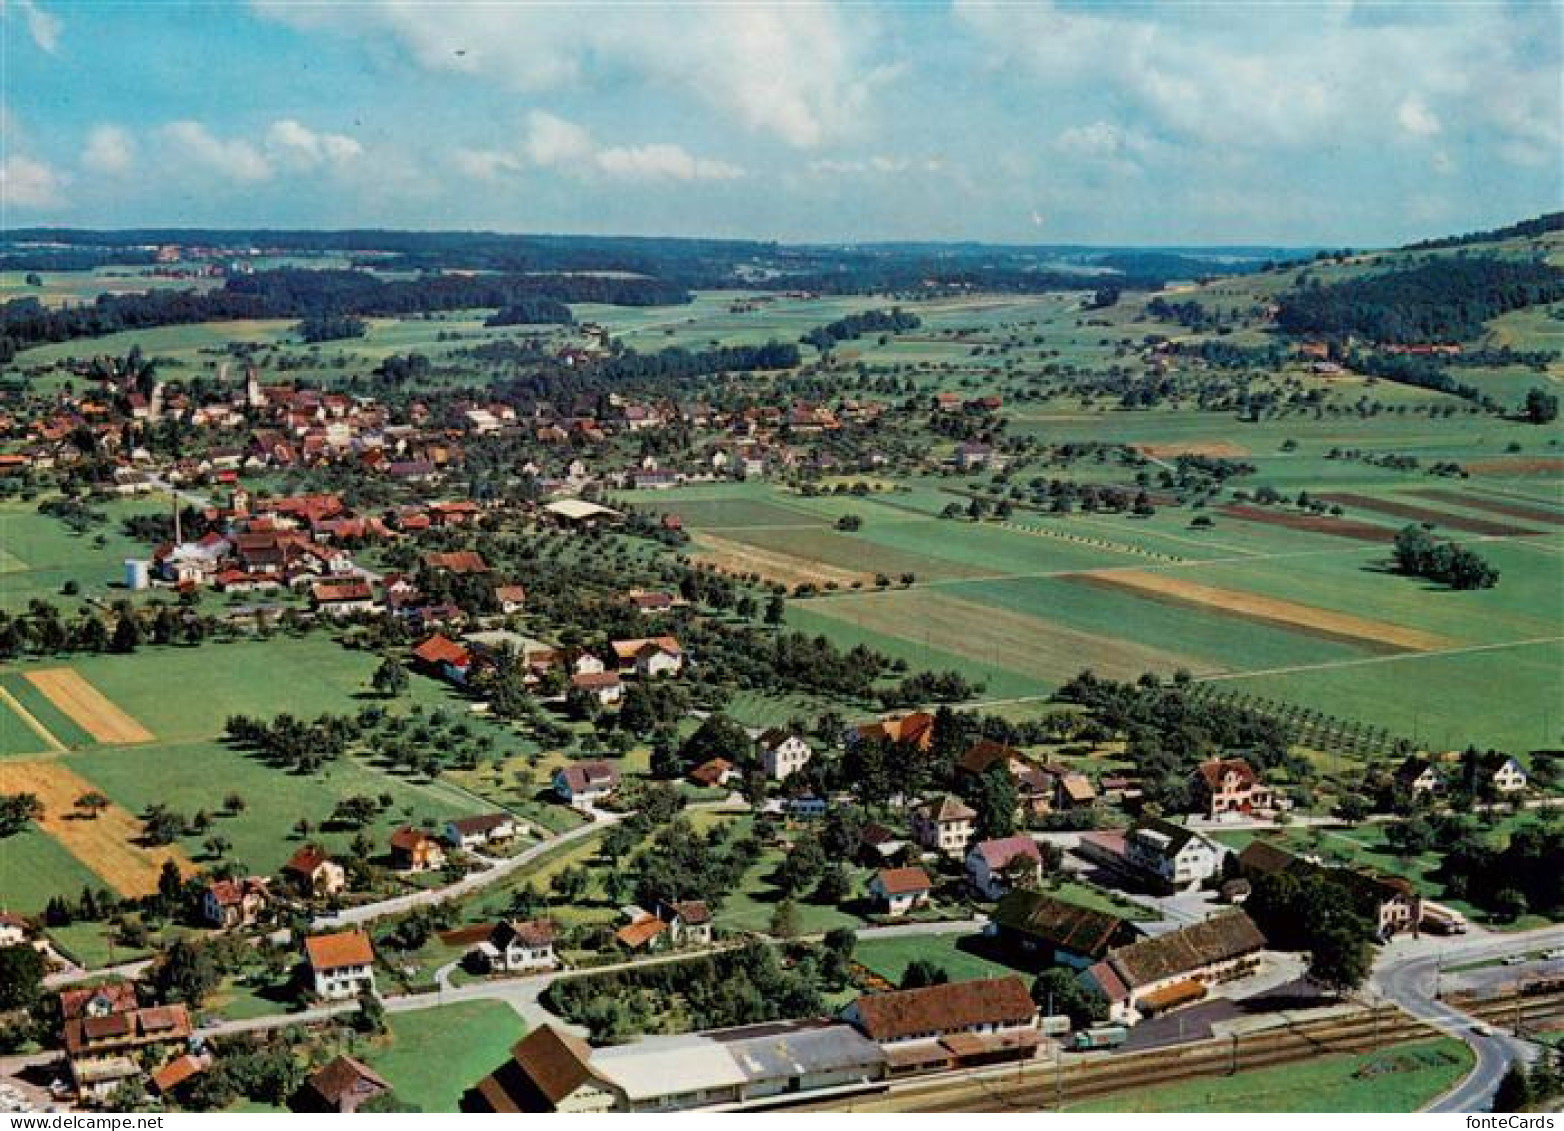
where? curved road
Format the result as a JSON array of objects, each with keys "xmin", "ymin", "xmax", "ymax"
[{"xmin": 1374, "ymin": 924, "xmax": 1564, "ymax": 1112}]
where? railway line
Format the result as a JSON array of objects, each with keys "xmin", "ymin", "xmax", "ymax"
[{"xmin": 789, "ymin": 992, "xmax": 1564, "ymax": 1114}]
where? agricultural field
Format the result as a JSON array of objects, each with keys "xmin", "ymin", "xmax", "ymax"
[{"xmin": 0, "ymin": 634, "xmax": 508, "ymax": 911}]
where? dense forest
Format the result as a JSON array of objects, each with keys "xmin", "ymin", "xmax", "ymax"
[
  {"xmin": 1406, "ymin": 211, "xmax": 1564, "ymax": 251},
  {"xmin": 0, "ymin": 268, "xmax": 682, "ymax": 360},
  {"xmin": 1274, "ymin": 257, "xmax": 1564, "ymax": 343}
]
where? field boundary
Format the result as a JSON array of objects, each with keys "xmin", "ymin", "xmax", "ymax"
[
  {"xmin": 0, "ymin": 759, "xmax": 191, "ymax": 896},
  {"xmin": 0, "ymin": 683, "xmax": 65, "ymax": 754},
  {"xmin": 1070, "ymin": 569, "xmax": 1452, "ymax": 653},
  {"xmin": 24, "ymin": 668, "xmax": 154, "ymax": 745}
]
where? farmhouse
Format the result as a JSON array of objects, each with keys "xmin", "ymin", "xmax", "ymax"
[
  {"xmin": 304, "ymin": 930, "xmax": 377, "ymax": 1001},
  {"xmin": 310, "ymin": 579, "xmax": 378, "ymax": 617},
  {"xmin": 870, "ymin": 866, "xmax": 933, "ymax": 916},
  {"xmin": 1237, "ymin": 839, "xmax": 1423, "ymax": 939},
  {"xmin": 658, "ymin": 900, "xmax": 714, "ymax": 946},
  {"xmin": 988, "ymin": 889, "xmax": 1141, "ymax": 969},
  {"xmin": 553, "ymin": 760, "xmax": 620, "ymax": 806},
  {"xmin": 957, "ymin": 740, "xmax": 1054, "ymax": 817},
  {"xmin": 965, "ymin": 836, "xmax": 1043, "ymax": 900},
  {"xmin": 1124, "ymin": 817, "xmax": 1225, "ymax": 892},
  {"xmin": 1189, "ymin": 757, "xmax": 1275, "ymax": 820},
  {"xmin": 571, "ymin": 670, "xmax": 625, "ymax": 705},
  {"xmin": 410, "ymin": 634, "xmax": 475, "ymax": 684},
  {"xmin": 688, "ymin": 757, "xmax": 739, "ymax": 789},
  {"xmin": 1393, "ymin": 755, "xmax": 1444, "ymax": 797},
  {"xmin": 1475, "ymin": 752, "xmax": 1529, "ymax": 794},
  {"xmin": 1079, "ymin": 911, "xmax": 1266, "ymax": 1025},
  {"xmin": 62, "ymin": 991, "xmax": 193, "ymax": 1103},
  {"xmin": 910, "ymin": 795, "xmax": 976, "ymax": 857},
  {"xmin": 855, "ymin": 711, "xmax": 936, "ymax": 752},
  {"xmin": 757, "ymin": 729, "xmax": 813, "ymax": 781}
]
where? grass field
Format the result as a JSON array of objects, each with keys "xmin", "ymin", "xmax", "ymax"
[
  {"xmin": 1067, "ymin": 1038, "xmax": 1473, "ymax": 1113},
  {"xmin": 362, "ymin": 1002, "xmax": 526, "ymax": 1113},
  {"xmin": 853, "ymin": 932, "xmax": 1022, "ymax": 985},
  {"xmin": 0, "ymin": 636, "xmax": 503, "ymax": 910}
]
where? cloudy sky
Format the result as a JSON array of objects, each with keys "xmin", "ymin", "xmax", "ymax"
[{"xmin": 2, "ymin": 1, "xmax": 1559, "ymax": 245}]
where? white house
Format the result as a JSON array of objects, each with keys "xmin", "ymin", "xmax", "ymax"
[
  {"xmin": 612, "ymin": 637, "xmax": 684, "ymax": 678},
  {"xmin": 757, "ymin": 729, "xmax": 813, "ymax": 781},
  {"xmin": 1124, "ymin": 817, "xmax": 1224, "ymax": 892},
  {"xmin": 554, "ymin": 761, "xmax": 621, "ymax": 806},
  {"xmin": 473, "ymin": 919, "xmax": 558, "ymax": 974},
  {"xmin": 910, "ymin": 796, "xmax": 976, "ymax": 857},
  {"xmin": 869, "ymin": 867, "xmax": 933, "ymax": 916},
  {"xmin": 443, "ymin": 813, "xmax": 520, "ymax": 851},
  {"xmin": 965, "ymin": 836, "xmax": 1044, "ymax": 900},
  {"xmin": 305, "ymin": 931, "xmax": 376, "ymax": 1001}
]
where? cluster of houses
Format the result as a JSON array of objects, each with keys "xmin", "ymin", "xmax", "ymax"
[{"xmin": 413, "ymin": 623, "xmax": 686, "ymax": 711}]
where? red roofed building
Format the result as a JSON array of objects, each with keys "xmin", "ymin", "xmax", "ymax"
[
  {"xmin": 1189, "ymin": 757, "xmax": 1274, "ymax": 820},
  {"xmin": 842, "ymin": 976, "xmax": 1038, "ymax": 1063},
  {"xmin": 304, "ymin": 931, "xmax": 376, "ymax": 1000},
  {"xmin": 201, "ymin": 875, "xmax": 270, "ymax": 929},
  {"xmin": 869, "ymin": 867, "xmax": 933, "ymax": 916},
  {"xmin": 965, "ymin": 836, "xmax": 1043, "ymax": 899}
]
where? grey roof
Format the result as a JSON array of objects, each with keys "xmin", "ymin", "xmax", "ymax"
[{"xmin": 720, "ymin": 1022, "xmax": 886, "ymax": 1082}]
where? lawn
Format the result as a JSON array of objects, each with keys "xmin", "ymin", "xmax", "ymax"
[
  {"xmin": 0, "ymin": 825, "xmax": 105, "ymax": 913},
  {"xmin": 1068, "ymin": 1038, "xmax": 1473, "ymax": 1113},
  {"xmin": 853, "ymin": 932, "xmax": 1022, "ymax": 985},
  {"xmin": 362, "ymin": 1001, "xmax": 526, "ymax": 1112}
]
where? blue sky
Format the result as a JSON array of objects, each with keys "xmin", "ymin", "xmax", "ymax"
[{"xmin": 2, "ymin": 1, "xmax": 1559, "ymax": 245}]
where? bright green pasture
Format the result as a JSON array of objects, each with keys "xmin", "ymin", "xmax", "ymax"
[
  {"xmin": 365, "ymin": 1002, "xmax": 527, "ymax": 1112},
  {"xmin": 853, "ymin": 933, "xmax": 1021, "ymax": 985},
  {"xmin": 1209, "ymin": 636, "xmax": 1563, "ymax": 756},
  {"xmin": 0, "ymin": 824, "xmax": 104, "ymax": 912},
  {"xmin": 0, "ymin": 497, "xmax": 167, "ymax": 612},
  {"xmin": 0, "ymin": 672, "xmax": 95, "ymax": 749},
  {"xmin": 1069, "ymin": 1038, "xmax": 1472, "ymax": 1113}
]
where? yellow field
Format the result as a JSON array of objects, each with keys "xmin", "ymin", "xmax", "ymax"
[
  {"xmin": 1075, "ymin": 570, "xmax": 1452, "ymax": 652},
  {"xmin": 804, "ymin": 586, "xmax": 1220, "ymax": 682},
  {"xmin": 0, "ymin": 760, "xmax": 190, "ymax": 896},
  {"xmin": 694, "ymin": 531, "xmax": 873, "ymax": 588},
  {"xmin": 25, "ymin": 668, "xmax": 154, "ymax": 744}
]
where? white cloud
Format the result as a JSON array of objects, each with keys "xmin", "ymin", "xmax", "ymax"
[
  {"xmin": 953, "ymin": 0, "xmax": 1550, "ymax": 160},
  {"xmin": 265, "ymin": 119, "xmax": 362, "ymax": 168},
  {"xmin": 462, "ymin": 111, "xmax": 745, "ymax": 183},
  {"xmin": 524, "ymin": 111, "xmax": 595, "ymax": 168},
  {"xmin": 452, "ymin": 147, "xmax": 523, "ymax": 181},
  {"xmin": 1055, "ymin": 122, "xmax": 1149, "ymax": 160},
  {"xmin": 81, "ymin": 124, "xmax": 135, "ymax": 174},
  {"xmin": 595, "ymin": 143, "xmax": 743, "ymax": 182},
  {"xmin": 1396, "ymin": 97, "xmax": 1441, "ymax": 139},
  {"xmin": 10, "ymin": 0, "xmax": 62, "ymax": 54},
  {"xmin": 0, "ymin": 153, "xmax": 65, "ymax": 208},
  {"xmin": 253, "ymin": 1, "xmax": 887, "ymax": 148},
  {"xmin": 159, "ymin": 121, "xmax": 272, "ymax": 182}
]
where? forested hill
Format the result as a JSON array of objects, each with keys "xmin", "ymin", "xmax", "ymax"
[
  {"xmin": 0, "ymin": 269, "xmax": 681, "ymax": 360},
  {"xmin": 1275, "ymin": 257, "xmax": 1564, "ymax": 343}
]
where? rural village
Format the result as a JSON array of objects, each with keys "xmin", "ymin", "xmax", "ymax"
[{"xmin": 0, "ymin": 214, "xmax": 1560, "ymax": 1117}]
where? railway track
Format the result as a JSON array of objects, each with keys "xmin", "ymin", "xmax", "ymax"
[{"xmin": 793, "ymin": 1006, "xmax": 1441, "ymax": 1113}]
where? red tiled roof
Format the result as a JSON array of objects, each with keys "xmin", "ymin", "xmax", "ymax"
[
  {"xmin": 305, "ymin": 930, "xmax": 373, "ymax": 970},
  {"xmin": 875, "ymin": 866, "xmax": 933, "ymax": 896},
  {"xmin": 849, "ymin": 976, "xmax": 1034, "ymax": 1042}
]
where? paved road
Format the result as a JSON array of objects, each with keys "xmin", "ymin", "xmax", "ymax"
[
  {"xmin": 311, "ymin": 808, "xmax": 621, "ymax": 929},
  {"xmin": 1373, "ymin": 922, "xmax": 1564, "ymax": 1113}
]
